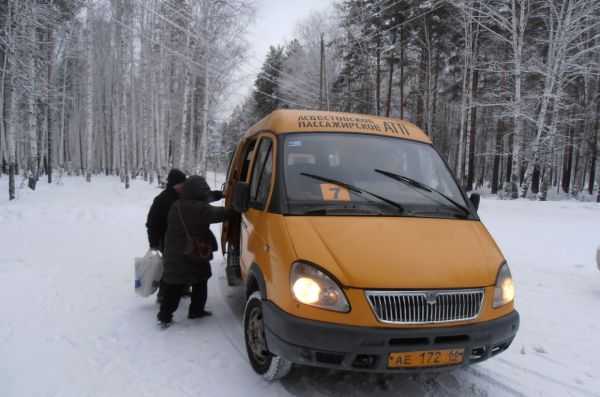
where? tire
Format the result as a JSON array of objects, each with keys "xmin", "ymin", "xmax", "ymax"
[{"xmin": 243, "ymin": 291, "xmax": 292, "ymax": 381}]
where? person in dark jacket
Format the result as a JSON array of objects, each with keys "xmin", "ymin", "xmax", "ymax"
[
  {"xmin": 146, "ymin": 169, "xmax": 187, "ymax": 252},
  {"xmin": 157, "ymin": 175, "xmax": 234, "ymax": 328},
  {"xmin": 146, "ymin": 169, "xmax": 187, "ymax": 302}
]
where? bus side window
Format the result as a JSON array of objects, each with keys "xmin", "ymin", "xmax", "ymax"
[
  {"xmin": 226, "ymin": 145, "xmax": 240, "ymax": 181},
  {"xmin": 249, "ymin": 138, "xmax": 274, "ymax": 210},
  {"xmin": 238, "ymin": 139, "xmax": 257, "ymax": 182}
]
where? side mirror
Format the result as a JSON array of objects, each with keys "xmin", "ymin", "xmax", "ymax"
[
  {"xmin": 232, "ymin": 181, "xmax": 250, "ymax": 213},
  {"xmin": 469, "ymin": 193, "xmax": 480, "ymax": 212}
]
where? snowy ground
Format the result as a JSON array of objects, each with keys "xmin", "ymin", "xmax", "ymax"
[{"xmin": 1, "ymin": 175, "xmax": 599, "ymax": 397}]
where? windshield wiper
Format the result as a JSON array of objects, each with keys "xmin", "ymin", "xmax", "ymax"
[
  {"xmin": 374, "ymin": 169, "xmax": 470, "ymax": 217},
  {"xmin": 301, "ymin": 206, "xmax": 386, "ymax": 216},
  {"xmin": 299, "ymin": 172, "xmax": 404, "ymax": 212}
]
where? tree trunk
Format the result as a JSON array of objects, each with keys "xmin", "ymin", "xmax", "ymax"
[
  {"xmin": 118, "ymin": 0, "xmax": 129, "ymax": 188},
  {"xmin": 588, "ymin": 82, "xmax": 599, "ymax": 195},
  {"xmin": 77, "ymin": 98, "xmax": 84, "ymax": 173},
  {"xmin": 154, "ymin": 76, "xmax": 164, "ymax": 175},
  {"xmin": 385, "ymin": 48, "xmax": 394, "ymax": 117},
  {"xmin": 59, "ymin": 58, "xmax": 68, "ymax": 172},
  {"xmin": 571, "ymin": 134, "xmax": 580, "ymax": 196},
  {"xmin": 399, "ymin": 28, "xmax": 404, "ymax": 119},
  {"xmin": 457, "ymin": 4, "xmax": 474, "ymax": 184},
  {"xmin": 102, "ymin": 78, "xmax": 109, "ymax": 174},
  {"xmin": 47, "ymin": 30, "xmax": 54, "ymax": 184},
  {"xmin": 4, "ymin": 0, "xmax": 16, "ymax": 200},
  {"xmin": 531, "ymin": 165, "xmax": 540, "ymax": 194},
  {"xmin": 198, "ymin": 67, "xmax": 210, "ymax": 177},
  {"xmin": 179, "ymin": 66, "xmax": 191, "ymax": 170},
  {"xmin": 28, "ymin": 23, "xmax": 39, "ymax": 190},
  {"xmin": 416, "ymin": 44, "xmax": 426, "ymax": 129},
  {"xmin": 424, "ymin": 14, "xmax": 434, "ymax": 137},
  {"xmin": 85, "ymin": 8, "xmax": 94, "ymax": 182},
  {"xmin": 187, "ymin": 75, "xmax": 196, "ymax": 173},
  {"xmin": 197, "ymin": 1, "xmax": 212, "ymax": 177},
  {"xmin": 0, "ymin": 16, "xmax": 6, "ymax": 176},
  {"xmin": 540, "ymin": 163, "xmax": 552, "ymax": 201},
  {"xmin": 589, "ymin": 123, "xmax": 598, "ymax": 195},
  {"xmin": 130, "ymin": 22, "xmax": 138, "ymax": 179},
  {"xmin": 375, "ymin": 30, "xmax": 381, "ymax": 116},
  {"xmin": 466, "ymin": 69, "xmax": 479, "ymax": 191},
  {"xmin": 431, "ymin": 47, "xmax": 440, "ymax": 143},
  {"xmin": 509, "ymin": 0, "xmax": 526, "ymax": 199},
  {"xmin": 120, "ymin": 88, "xmax": 129, "ymax": 188},
  {"xmin": 506, "ymin": 132, "xmax": 513, "ymax": 184},
  {"xmin": 562, "ymin": 127, "xmax": 573, "ymax": 193},
  {"xmin": 491, "ymin": 118, "xmax": 504, "ymax": 194},
  {"xmin": 178, "ymin": 32, "xmax": 192, "ymax": 170},
  {"xmin": 140, "ymin": 8, "xmax": 150, "ymax": 181},
  {"xmin": 6, "ymin": 73, "xmax": 16, "ymax": 200}
]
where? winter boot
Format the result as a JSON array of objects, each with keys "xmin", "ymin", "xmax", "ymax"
[
  {"xmin": 156, "ymin": 312, "xmax": 173, "ymax": 329},
  {"xmin": 188, "ymin": 310, "xmax": 212, "ymax": 319},
  {"xmin": 157, "ymin": 319, "xmax": 171, "ymax": 329}
]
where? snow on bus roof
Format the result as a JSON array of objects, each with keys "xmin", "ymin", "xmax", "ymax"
[{"xmin": 244, "ymin": 109, "xmax": 432, "ymax": 143}]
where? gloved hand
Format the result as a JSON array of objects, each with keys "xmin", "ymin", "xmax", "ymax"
[{"xmin": 208, "ymin": 190, "xmax": 224, "ymax": 202}]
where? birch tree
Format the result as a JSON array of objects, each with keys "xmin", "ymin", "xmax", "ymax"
[
  {"xmin": 456, "ymin": 0, "xmax": 480, "ymax": 187},
  {"xmin": 3, "ymin": 0, "xmax": 17, "ymax": 200},
  {"xmin": 84, "ymin": 6, "xmax": 94, "ymax": 182},
  {"xmin": 521, "ymin": 0, "xmax": 600, "ymax": 197},
  {"xmin": 27, "ymin": 15, "xmax": 39, "ymax": 190}
]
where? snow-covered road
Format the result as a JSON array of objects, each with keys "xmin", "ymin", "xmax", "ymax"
[{"xmin": 1, "ymin": 176, "xmax": 599, "ymax": 397}]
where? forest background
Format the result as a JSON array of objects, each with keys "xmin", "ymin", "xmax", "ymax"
[{"xmin": 1, "ymin": 0, "xmax": 599, "ymax": 202}]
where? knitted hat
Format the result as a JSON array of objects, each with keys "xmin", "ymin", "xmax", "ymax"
[{"xmin": 167, "ymin": 169, "xmax": 187, "ymax": 187}]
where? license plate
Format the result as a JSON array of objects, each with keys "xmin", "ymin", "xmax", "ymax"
[{"xmin": 388, "ymin": 348, "xmax": 464, "ymax": 368}]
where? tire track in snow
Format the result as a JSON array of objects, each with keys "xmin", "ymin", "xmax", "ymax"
[
  {"xmin": 210, "ymin": 260, "xmax": 294, "ymax": 397},
  {"xmin": 461, "ymin": 367, "xmax": 526, "ymax": 397},
  {"xmin": 428, "ymin": 373, "xmax": 468, "ymax": 397},
  {"xmin": 211, "ymin": 261, "xmax": 246, "ymax": 360},
  {"xmin": 490, "ymin": 357, "xmax": 600, "ymax": 396}
]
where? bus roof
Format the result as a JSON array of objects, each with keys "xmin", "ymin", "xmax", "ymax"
[{"xmin": 244, "ymin": 109, "xmax": 432, "ymax": 144}]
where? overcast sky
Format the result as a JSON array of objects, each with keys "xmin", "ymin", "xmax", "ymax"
[
  {"xmin": 227, "ymin": 0, "xmax": 336, "ymax": 112},
  {"xmin": 248, "ymin": 0, "xmax": 336, "ymax": 66}
]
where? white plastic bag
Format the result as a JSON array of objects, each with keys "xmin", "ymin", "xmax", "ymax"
[{"xmin": 134, "ymin": 250, "xmax": 163, "ymax": 297}]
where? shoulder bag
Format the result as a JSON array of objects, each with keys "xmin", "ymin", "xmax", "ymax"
[{"xmin": 177, "ymin": 203, "xmax": 213, "ymax": 261}]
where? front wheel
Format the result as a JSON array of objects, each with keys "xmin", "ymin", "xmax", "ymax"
[{"xmin": 243, "ymin": 291, "xmax": 292, "ymax": 381}]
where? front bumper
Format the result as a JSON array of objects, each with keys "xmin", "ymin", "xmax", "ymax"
[{"xmin": 262, "ymin": 301, "xmax": 519, "ymax": 372}]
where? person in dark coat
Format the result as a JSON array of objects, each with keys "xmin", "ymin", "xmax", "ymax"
[
  {"xmin": 146, "ymin": 169, "xmax": 187, "ymax": 252},
  {"xmin": 146, "ymin": 169, "xmax": 187, "ymax": 302},
  {"xmin": 157, "ymin": 175, "xmax": 235, "ymax": 328}
]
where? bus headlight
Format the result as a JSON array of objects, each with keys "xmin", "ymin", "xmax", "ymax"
[
  {"xmin": 290, "ymin": 262, "xmax": 350, "ymax": 312},
  {"xmin": 493, "ymin": 262, "xmax": 515, "ymax": 308}
]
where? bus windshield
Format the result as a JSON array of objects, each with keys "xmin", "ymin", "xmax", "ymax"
[{"xmin": 283, "ymin": 133, "xmax": 469, "ymax": 217}]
